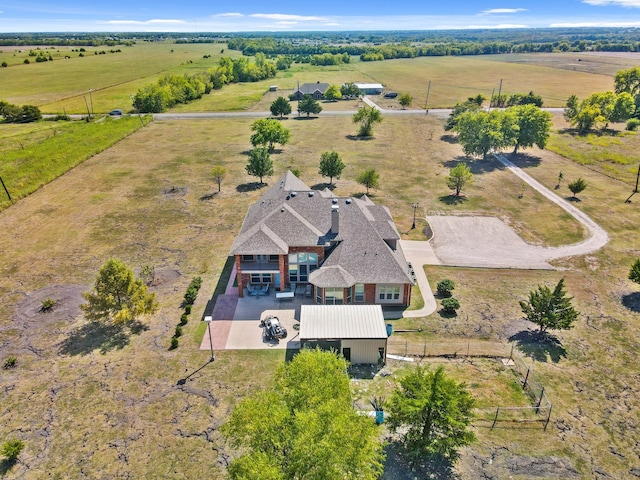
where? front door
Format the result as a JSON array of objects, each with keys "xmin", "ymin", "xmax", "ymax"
[{"xmin": 342, "ymin": 347, "xmax": 351, "ymax": 362}]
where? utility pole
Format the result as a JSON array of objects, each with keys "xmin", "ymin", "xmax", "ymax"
[
  {"xmin": 83, "ymin": 96, "xmax": 91, "ymax": 120},
  {"xmin": 488, "ymin": 88, "xmax": 495, "ymax": 111},
  {"xmin": 625, "ymin": 161, "xmax": 640, "ymax": 203},
  {"xmin": 89, "ymin": 88, "xmax": 94, "ymax": 118},
  {"xmin": 411, "ymin": 202, "xmax": 419, "ymax": 230},
  {"xmin": 0, "ymin": 176, "xmax": 12, "ymax": 202},
  {"xmin": 425, "ymin": 80, "xmax": 431, "ymax": 115},
  {"xmin": 496, "ymin": 78, "xmax": 503, "ymax": 108}
]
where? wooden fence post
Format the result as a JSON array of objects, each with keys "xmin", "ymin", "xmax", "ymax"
[
  {"xmin": 423, "ymin": 343, "xmax": 426, "ymax": 358},
  {"xmin": 536, "ymin": 387, "xmax": 545, "ymax": 414},
  {"xmin": 544, "ymin": 404, "xmax": 553, "ymax": 431},
  {"xmin": 522, "ymin": 367, "xmax": 530, "ymax": 389},
  {"xmin": 491, "ymin": 407, "xmax": 500, "ymax": 429},
  {"xmin": 405, "ymin": 341, "xmax": 408, "ymax": 357}
]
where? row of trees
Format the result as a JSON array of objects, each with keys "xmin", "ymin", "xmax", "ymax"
[
  {"xmin": 132, "ymin": 73, "xmax": 211, "ymax": 113},
  {"xmin": 449, "ymin": 104, "xmax": 552, "ymax": 159},
  {"xmin": 0, "ymin": 101, "xmax": 42, "ymax": 123},
  {"xmin": 222, "ymin": 348, "xmax": 476, "ymax": 478}
]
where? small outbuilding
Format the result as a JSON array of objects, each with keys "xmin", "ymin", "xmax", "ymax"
[
  {"xmin": 300, "ymin": 304, "xmax": 388, "ymax": 364},
  {"xmin": 355, "ymin": 83, "xmax": 384, "ymax": 95}
]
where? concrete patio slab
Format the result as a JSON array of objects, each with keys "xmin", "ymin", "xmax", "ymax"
[{"xmin": 225, "ymin": 309, "xmax": 301, "ymax": 350}]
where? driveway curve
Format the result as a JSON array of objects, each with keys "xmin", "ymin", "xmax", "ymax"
[{"xmin": 401, "ymin": 153, "xmax": 609, "ymax": 316}]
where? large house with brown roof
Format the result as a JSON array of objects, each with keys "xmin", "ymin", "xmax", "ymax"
[{"xmin": 230, "ymin": 171, "xmax": 414, "ymax": 306}]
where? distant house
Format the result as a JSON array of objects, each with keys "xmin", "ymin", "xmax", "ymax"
[
  {"xmin": 300, "ymin": 304, "xmax": 388, "ymax": 364},
  {"xmin": 291, "ymin": 81, "xmax": 329, "ymax": 100},
  {"xmin": 230, "ymin": 171, "xmax": 413, "ymax": 306},
  {"xmin": 355, "ymin": 83, "xmax": 384, "ymax": 95}
]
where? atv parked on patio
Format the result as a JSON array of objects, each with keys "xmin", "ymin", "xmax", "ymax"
[{"xmin": 260, "ymin": 315, "xmax": 288, "ymax": 341}]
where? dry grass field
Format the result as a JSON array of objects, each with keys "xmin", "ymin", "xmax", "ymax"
[
  {"xmin": 2, "ymin": 49, "xmax": 640, "ymax": 478},
  {"xmin": 1, "ymin": 110, "xmax": 639, "ymax": 478},
  {"xmin": 1, "ymin": 42, "xmax": 632, "ymax": 113}
]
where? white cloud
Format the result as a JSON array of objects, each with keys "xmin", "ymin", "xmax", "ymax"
[
  {"xmin": 215, "ymin": 12, "xmax": 244, "ymax": 17},
  {"xmin": 551, "ymin": 19, "xmax": 640, "ymax": 26},
  {"xmin": 465, "ymin": 23, "xmax": 528, "ymax": 28},
  {"xmin": 250, "ymin": 13, "xmax": 328, "ymax": 21},
  {"xmin": 481, "ymin": 8, "xmax": 527, "ymax": 14},
  {"xmin": 582, "ymin": 0, "xmax": 640, "ymax": 6},
  {"xmin": 103, "ymin": 19, "xmax": 187, "ymax": 25}
]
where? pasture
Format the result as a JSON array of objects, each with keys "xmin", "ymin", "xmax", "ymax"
[
  {"xmin": 1, "ymin": 111, "xmax": 639, "ymax": 478},
  {"xmin": 1, "ymin": 49, "xmax": 640, "ymax": 478},
  {"xmin": 1, "ymin": 41, "xmax": 635, "ymax": 114}
]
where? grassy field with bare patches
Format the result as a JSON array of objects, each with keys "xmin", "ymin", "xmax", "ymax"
[{"xmin": 1, "ymin": 101, "xmax": 640, "ymax": 479}]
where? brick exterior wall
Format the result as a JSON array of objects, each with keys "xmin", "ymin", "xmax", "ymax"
[
  {"xmin": 235, "ymin": 256, "xmax": 243, "ymax": 298},
  {"xmin": 364, "ymin": 284, "xmax": 377, "ymax": 304}
]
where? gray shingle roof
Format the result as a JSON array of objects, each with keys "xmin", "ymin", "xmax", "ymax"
[
  {"xmin": 293, "ymin": 82, "xmax": 329, "ymax": 95},
  {"xmin": 231, "ymin": 171, "xmax": 413, "ymax": 285}
]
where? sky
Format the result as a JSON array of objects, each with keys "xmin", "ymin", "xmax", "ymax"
[{"xmin": 2, "ymin": 1, "xmax": 640, "ymax": 32}]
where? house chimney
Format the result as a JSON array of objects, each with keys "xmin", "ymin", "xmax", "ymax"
[{"xmin": 331, "ymin": 204, "xmax": 339, "ymax": 234}]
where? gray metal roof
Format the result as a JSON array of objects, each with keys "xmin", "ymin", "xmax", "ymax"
[
  {"xmin": 230, "ymin": 171, "xmax": 413, "ymax": 285},
  {"xmin": 300, "ymin": 305, "xmax": 387, "ymax": 339}
]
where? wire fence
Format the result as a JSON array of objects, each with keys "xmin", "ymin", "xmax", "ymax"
[{"xmin": 386, "ymin": 339, "xmax": 552, "ymax": 430}]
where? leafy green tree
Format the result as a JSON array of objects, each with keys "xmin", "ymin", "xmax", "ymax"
[
  {"xmin": 398, "ymin": 93, "xmax": 413, "ymax": 109},
  {"xmin": 132, "ymin": 84, "xmax": 172, "ymax": 113},
  {"xmin": 1, "ymin": 439, "xmax": 24, "ymax": 463},
  {"xmin": 270, "ymin": 96, "xmax": 291, "ymax": 119},
  {"xmin": 356, "ymin": 168, "xmax": 380, "ymax": 195},
  {"xmin": 222, "ymin": 349, "xmax": 384, "ymax": 480},
  {"xmin": 211, "ymin": 165, "xmax": 227, "ymax": 192},
  {"xmin": 446, "ymin": 162, "xmax": 473, "ymax": 196},
  {"xmin": 614, "ymin": 66, "xmax": 640, "ymax": 97},
  {"xmin": 297, "ymin": 94, "xmax": 322, "ymax": 117},
  {"xmin": 341, "ymin": 82, "xmax": 360, "ymax": 97},
  {"xmin": 568, "ymin": 177, "xmax": 587, "ymax": 199},
  {"xmin": 318, "ymin": 151, "xmax": 346, "ymax": 186},
  {"xmin": 250, "ymin": 118, "xmax": 290, "ymax": 152},
  {"xmin": 353, "ymin": 105, "xmax": 383, "ymax": 137},
  {"xmin": 454, "ymin": 110, "xmax": 508, "ymax": 160},
  {"xmin": 510, "ymin": 104, "xmax": 553, "ymax": 154},
  {"xmin": 629, "ymin": 258, "xmax": 640, "ymax": 284},
  {"xmin": 246, "ymin": 147, "xmax": 273, "ymax": 185},
  {"xmin": 519, "ymin": 278, "xmax": 579, "ymax": 334},
  {"xmin": 81, "ymin": 259, "xmax": 158, "ymax": 324},
  {"xmin": 387, "ymin": 366, "xmax": 475, "ymax": 464},
  {"xmin": 324, "ymin": 84, "xmax": 342, "ymax": 101},
  {"xmin": 564, "ymin": 91, "xmax": 635, "ymax": 132}
]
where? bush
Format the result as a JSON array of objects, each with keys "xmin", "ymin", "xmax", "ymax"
[
  {"xmin": 174, "ymin": 325, "xmax": 183, "ymax": 337},
  {"xmin": 441, "ymin": 297, "xmax": 460, "ymax": 314},
  {"xmin": 180, "ymin": 313, "xmax": 188, "ymax": 326},
  {"xmin": 437, "ymin": 279, "xmax": 456, "ymax": 297},
  {"xmin": 185, "ymin": 305, "xmax": 192, "ymax": 315},
  {"xmin": 170, "ymin": 337, "xmax": 179, "ymax": 350},
  {"xmin": 41, "ymin": 298, "xmax": 57, "ymax": 312},
  {"xmin": 626, "ymin": 118, "xmax": 640, "ymax": 131},
  {"xmin": 0, "ymin": 439, "xmax": 24, "ymax": 461},
  {"xmin": 3, "ymin": 356, "xmax": 17, "ymax": 369},
  {"xmin": 183, "ymin": 276, "xmax": 203, "ymax": 306}
]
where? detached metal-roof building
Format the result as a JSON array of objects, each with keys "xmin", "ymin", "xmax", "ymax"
[
  {"xmin": 300, "ymin": 305, "xmax": 388, "ymax": 364},
  {"xmin": 354, "ymin": 83, "xmax": 384, "ymax": 95}
]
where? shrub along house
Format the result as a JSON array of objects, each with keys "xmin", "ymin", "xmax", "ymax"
[{"xmin": 230, "ymin": 171, "xmax": 413, "ymax": 306}]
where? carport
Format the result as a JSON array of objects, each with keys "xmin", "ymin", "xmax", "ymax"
[{"xmin": 299, "ymin": 305, "xmax": 387, "ymax": 364}]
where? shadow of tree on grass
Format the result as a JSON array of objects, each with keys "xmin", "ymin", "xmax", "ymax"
[
  {"xmin": 0, "ymin": 458, "xmax": 18, "ymax": 476},
  {"xmin": 508, "ymin": 330, "xmax": 567, "ymax": 363},
  {"xmin": 236, "ymin": 182, "xmax": 266, "ymax": 192},
  {"xmin": 382, "ymin": 441, "xmax": 459, "ymax": 480},
  {"xmin": 438, "ymin": 194, "xmax": 468, "ymax": 206},
  {"xmin": 310, "ymin": 183, "xmax": 336, "ymax": 191},
  {"xmin": 621, "ymin": 292, "xmax": 640, "ymax": 313},
  {"xmin": 59, "ymin": 320, "xmax": 148, "ymax": 356}
]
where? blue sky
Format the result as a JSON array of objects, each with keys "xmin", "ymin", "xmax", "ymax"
[{"xmin": 3, "ymin": 1, "xmax": 640, "ymax": 32}]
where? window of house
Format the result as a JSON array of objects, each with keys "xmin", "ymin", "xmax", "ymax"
[
  {"xmin": 346, "ymin": 287, "xmax": 352, "ymax": 304},
  {"xmin": 355, "ymin": 284, "xmax": 364, "ymax": 302},
  {"xmin": 325, "ymin": 287, "xmax": 344, "ymax": 305},
  {"xmin": 288, "ymin": 252, "xmax": 319, "ymax": 282},
  {"xmin": 378, "ymin": 286, "xmax": 401, "ymax": 301},
  {"xmin": 316, "ymin": 288, "xmax": 322, "ymax": 304},
  {"xmin": 268, "ymin": 255, "xmax": 279, "ymax": 262},
  {"xmin": 242, "ymin": 255, "xmax": 255, "ymax": 262},
  {"xmin": 251, "ymin": 273, "xmax": 271, "ymax": 284}
]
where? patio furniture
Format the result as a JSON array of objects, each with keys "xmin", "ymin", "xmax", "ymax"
[
  {"xmin": 276, "ymin": 291, "xmax": 294, "ymax": 300},
  {"xmin": 305, "ymin": 284, "xmax": 312, "ymax": 297},
  {"xmin": 247, "ymin": 284, "xmax": 257, "ymax": 296}
]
